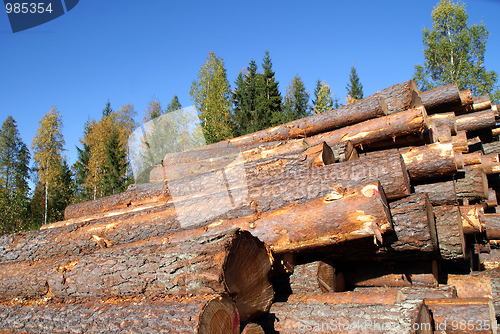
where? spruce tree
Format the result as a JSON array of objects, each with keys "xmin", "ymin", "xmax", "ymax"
[
  {"xmin": 165, "ymin": 95, "xmax": 182, "ymax": 114},
  {"xmin": 232, "ymin": 72, "xmax": 248, "ymax": 136},
  {"xmin": 346, "ymin": 66, "xmax": 364, "ymax": 102},
  {"xmin": 312, "ymin": 79, "xmax": 334, "ymax": 114},
  {"xmin": 103, "ymin": 130, "xmax": 128, "ymax": 195},
  {"xmin": 259, "ymin": 50, "xmax": 282, "ymax": 128},
  {"xmin": 50, "ymin": 159, "xmax": 74, "ymax": 222},
  {"xmin": 102, "ymin": 100, "xmax": 113, "ymax": 117},
  {"xmin": 281, "ymin": 74, "xmax": 310, "ymax": 123}
]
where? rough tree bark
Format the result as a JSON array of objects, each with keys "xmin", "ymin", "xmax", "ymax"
[
  {"xmin": 456, "ymin": 109, "xmax": 496, "ymax": 132},
  {"xmin": 286, "ymin": 290, "xmax": 403, "ymax": 304},
  {"xmin": 0, "ymin": 229, "xmax": 274, "ymax": 323},
  {"xmin": 455, "ymin": 168, "xmax": 489, "ymax": 202},
  {"xmin": 419, "ymin": 83, "xmax": 462, "ymax": 114},
  {"xmin": 433, "ymin": 205, "xmax": 466, "ymax": 260},
  {"xmin": 0, "ymin": 294, "xmax": 240, "ymax": 334},
  {"xmin": 413, "ymin": 177, "xmax": 457, "ymax": 206},
  {"xmin": 369, "ymin": 79, "xmax": 422, "ymax": 114},
  {"xmin": 463, "ymin": 151, "xmax": 483, "ymax": 166},
  {"xmin": 483, "ymin": 142, "xmax": 500, "ymax": 156},
  {"xmin": 428, "ymin": 112, "xmax": 457, "ymax": 135},
  {"xmin": 484, "ymin": 214, "xmax": 500, "ymax": 240}
]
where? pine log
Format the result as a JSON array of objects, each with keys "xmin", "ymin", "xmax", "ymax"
[
  {"xmin": 484, "ymin": 214, "xmax": 500, "ymax": 240},
  {"xmin": 424, "ymin": 298, "xmax": 496, "ymax": 334},
  {"xmin": 455, "ymin": 150, "xmax": 465, "ymax": 169},
  {"xmin": 357, "ymin": 130, "xmax": 433, "ymax": 152},
  {"xmin": 456, "ymin": 109, "xmax": 496, "ymax": 132},
  {"xmin": 433, "ymin": 205, "xmax": 466, "ymax": 259},
  {"xmin": 460, "ymin": 205, "xmax": 485, "ymax": 235},
  {"xmin": 0, "ymin": 154, "xmax": 407, "ymax": 264},
  {"xmin": 463, "ymin": 151, "xmax": 483, "ymax": 166},
  {"xmin": 152, "ymin": 141, "xmax": 335, "ymax": 183},
  {"xmin": 288, "ymin": 260, "xmax": 340, "ymax": 294},
  {"xmin": 473, "ymin": 153, "xmax": 500, "ymax": 175},
  {"xmin": 413, "ymin": 177, "xmax": 457, "ymax": 206},
  {"xmin": 330, "ymin": 141, "xmax": 356, "ymax": 162},
  {"xmin": 480, "ymin": 248, "xmax": 500, "ymax": 270},
  {"xmin": 306, "ymin": 106, "xmax": 429, "ymax": 148},
  {"xmin": 493, "ymin": 128, "xmax": 500, "ymax": 136},
  {"xmin": 338, "ymin": 261, "xmax": 438, "ymax": 288},
  {"xmin": 388, "ymin": 193, "xmax": 438, "ymax": 253},
  {"xmin": 429, "ymin": 111, "xmax": 457, "ymax": 134},
  {"xmin": 64, "ymin": 181, "xmax": 169, "ymax": 220},
  {"xmin": 485, "ymin": 188, "xmax": 498, "ymax": 208},
  {"xmin": 431, "ymin": 124, "xmax": 452, "ymax": 143},
  {"xmin": 163, "ymin": 180, "xmax": 393, "ymax": 254},
  {"xmin": 241, "ymin": 323, "xmax": 264, "ymax": 334},
  {"xmin": 452, "ymin": 130, "xmax": 469, "ymax": 152},
  {"xmin": 0, "ymin": 229, "xmax": 274, "ymax": 322},
  {"xmin": 262, "ymin": 300, "xmax": 432, "ymax": 334},
  {"xmin": 369, "ymin": 79, "xmax": 422, "ymax": 114},
  {"xmin": 455, "ymin": 168, "xmax": 489, "ymax": 202},
  {"xmin": 286, "ymin": 290, "xmax": 403, "ymax": 304},
  {"xmin": 365, "ymin": 142, "xmax": 457, "ymax": 180},
  {"xmin": 420, "ymin": 83, "xmax": 462, "ymax": 114},
  {"xmin": 353, "ymin": 286, "xmax": 458, "ymax": 300},
  {"xmin": 454, "ymin": 94, "xmax": 492, "ymax": 115},
  {"xmin": 172, "ymin": 95, "xmax": 387, "ymax": 151},
  {"xmin": 460, "ymin": 89, "xmax": 474, "ymax": 106},
  {"xmin": 0, "ymin": 294, "xmax": 240, "ymax": 334},
  {"xmin": 484, "ymin": 141, "xmax": 500, "ymax": 156}
]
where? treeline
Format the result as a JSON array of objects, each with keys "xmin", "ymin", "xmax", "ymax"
[{"xmin": 0, "ymin": 50, "xmax": 363, "ymax": 235}]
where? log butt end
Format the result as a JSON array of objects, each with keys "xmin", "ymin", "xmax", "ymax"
[{"xmin": 199, "ymin": 295, "xmax": 240, "ymax": 334}]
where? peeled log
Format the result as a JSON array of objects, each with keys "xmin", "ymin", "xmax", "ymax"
[
  {"xmin": 424, "ymin": 298, "xmax": 496, "ymax": 334},
  {"xmin": 176, "ymin": 95, "xmax": 387, "ymax": 151},
  {"xmin": 369, "ymin": 79, "xmax": 422, "ymax": 114},
  {"xmin": 456, "ymin": 109, "xmax": 496, "ymax": 132},
  {"xmin": 0, "ymin": 294, "xmax": 240, "ymax": 334},
  {"xmin": 164, "ymin": 181, "xmax": 393, "ymax": 254},
  {"xmin": 262, "ymin": 300, "xmax": 432, "ymax": 334},
  {"xmin": 419, "ymin": 83, "xmax": 462, "ymax": 114},
  {"xmin": 0, "ymin": 154, "xmax": 407, "ymax": 264},
  {"xmin": 306, "ymin": 106, "xmax": 429, "ymax": 148},
  {"xmin": 413, "ymin": 177, "xmax": 457, "ymax": 206},
  {"xmin": 388, "ymin": 193, "xmax": 438, "ymax": 252},
  {"xmin": 0, "ymin": 229, "xmax": 274, "ymax": 322},
  {"xmin": 455, "ymin": 168, "xmax": 489, "ymax": 202},
  {"xmin": 433, "ymin": 205, "xmax": 466, "ymax": 260},
  {"xmin": 286, "ymin": 290, "xmax": 403, "ymax": 304}
]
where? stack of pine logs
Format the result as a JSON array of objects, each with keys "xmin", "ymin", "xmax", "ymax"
[{"xmin": 1, "ymin": 80, "xmax": 500, "ymax": 333}]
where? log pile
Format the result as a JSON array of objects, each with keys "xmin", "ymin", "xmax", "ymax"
[{"xmin": 1, "ymin": 80, "xmax": 500, "ymax": 333}]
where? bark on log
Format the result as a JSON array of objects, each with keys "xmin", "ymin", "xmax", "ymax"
[
  {"xmin": 64, "ymin": 181, "xmax": 170, "ymax": 220},
  {"xmin": 460, "ymin": 205, "xmax": 485, "ymax": 235},
  {"xmin": 413, "ymin": 177, "xmax": 457, "ymax": 206},
  {"xmin": 493, "ymin": 128, "xmax": 500, "ymax": 137},
  {"xmin": 306, "ymin": 106, "xmax": 429, "ymax": 148},
  {"xmin": 455, "ymin": 150, "xmax": 465, "ymax": 169},
  {"xmin": 460, "ymin": 89, "xmax": 474, "ymax": 106},
  {"xmin": 455, "ymin": 168, "xmax": 489, "ymax": 202},
  {"xmin": 0, "ymin": 294, "xmax": 240, "ymax": 334},
  {"xmin": 456, "ymin": 109, "xmax": 497, "ymax": 132},
  {"xmin": 338, "ymin": 261, "xmax": 438, "ymax": 288},
  {"xmin": 262, "ymin": 300, "xmax": 432, "ymax": 334},
  {"xmin": 453, "ymin": 131, "xmax": 469, "ymax": 152},
  {"xmin": 286, "ymin": 290, "xmax": 403, "ymax": 304},
  {"xmin": 454, "ymin": 94, "xmax": 492, "ymax": 115},
  {"xmin": 358, "ymin": 131, "xmax": 433, "ymax": 152},
  {"xmin": 431, "ymin": 125, "xmax": 452, "ymax": 143},
  {"xmin": 0, "ymin": 154, "xmax": 408, "ymax": 264},
  {"xmin": 424, "ymin": 298, "xmax": 496, "ymax": 334},
  {"xmin": 163, "ymin": 181, "xmax": 393, "ymax": 254},
  {"xmin": 428, "ymin": 112, "xmax": 457, "ymax": 134},
  {"xmin": 483, "ymin": 141, "xmax": 500, "ymax": 156},
  {"xmin": 484, "ymin": 214, "xmax": 500, "ymax": 240},
  {"xmin": 485, "ymin": 188, "xmax": 498, "ymax": 208},
  {"xmin": 463, "ymin": 151, "xmax": 483, "ymax": 166},
  {"xmin": 388, "ymin": 193, "xmax": 438, "ymax": 253},
  {"xmin": 241, "ymin": 323, "xmax": 264, "ymax": 334},
  {"xmin": 173, "ymin": 95, "xmax": 387, "ymax": 151},
  {"xmin": 287, "ymin": 260, "xmax": 340, "ymax": 294},
  {"xmin": 448, "ymin": 269, "xmax": 500, "ymax": 318},
  {"xmin": 473, "ymin": 153, "xmax": 500, "ymax": 175},
  {"xmin": 419, "ymin": 83, "xmax": 462, "ymax": 114},
  {"xmin": 0, "ymin": 229, "xmax": 274, "ymax": 322},
  {"xmin": 433, "ymin": 205, "xmax": 466, "ymax": 260},
  {"xmin": 369, "ymin": 79, "xmax": 422, "ymax": 114},
  {"xmin": 353, "ymin": 286, "xmax": 458, "ymax": 300}
]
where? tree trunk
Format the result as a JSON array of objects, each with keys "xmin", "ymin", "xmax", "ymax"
[
  {"xmin": 413, "ymin": 177, "xmax": 457, "ymax": 206},
  {"xmin": 164, "ymin": 181, "xmax": 393, "ymax": 254},
  {"xmin": 0, "ymin": 229, "xmax": 274, "ymax": 322},
  {"xmin": 357, "ymin": 131, "xmax": 433, "ymax": 152},
  {"xmin": 460, "ymin": 89, "xmax": 474, "ymax": 106},
  {"xmin": 473, "ymin": 153, "xmax": 500, "ymax": 175},
  {"xmin": 460, "ymin": 205, "xmax": 485, "ymax": 235},
  {"xmin": 262, "ymin": 299, "xmax": 432, "ymax": 334},
  {"xmin": 0, "ymin": 294, "xmax": 240, "ymax": 334},
  {"xmin": 286, "ymin": 290, "xmax": 403, "ymax": 304},
  {"xmin": 484, "ymin": 214, "xmax": 500, "ymax": 240},
  {"xmin": 431, "ymin": 125, "xmax": 452, "ymax": 143},
  {"xmin": 369, "ymin": 79, "xmax": 422, "ymax": 115},
  {"xmin": 463, "ymin": 151, "xmax": 483, "ymax": 166},
  {"xmin": 452, "ymin": 131, "xmax": 469, "ymax": 152},
  {"xmin": 455, "ymin": 168, "xmax": 489, "ymax": 202},
  {"xmin": 352, "ymin": 286, "xmax": 457, "ymax": 300},
  {"xmin": 388, "ymin": 194, "xmax": 438, "ymax": 253},
  {"xmin": 428, "ymin": 112, "xmax": 457, "ymax": 134},
  {"xmin": 338, "ymin": 261, "xmax": 438, "ymax": 288},
  {"xmin": 456, "ymin": 109, "xmax": 496, "ymax": 132},
  {"xmin": 419, "ymin": 83, "xmax": 462, "ymax": 114},
  {"xmin": 1, "ymin": 154, "xmax": 408, "ymax": 264},
  {"xmin": 484, "ymin": 142, "xmax": 500, "ymax": 157},
  {"xmin": 433, "ymin": 205, "xmax": 466, "ymax": 260},
  {"xmin": 306, "ymin": 106, "xmax": 429, "ymax": 148},
  {"xmin": 424, "ymin": 298, "xmax": 496, "ymax": 334}
]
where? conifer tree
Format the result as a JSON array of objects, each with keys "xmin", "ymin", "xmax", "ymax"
[
  {"xmin": 280, "ymin": 74, "xmax": 310, "ymax": 123},
  {"xmin": 50, "ymin": 159, "xmax": 73, "ymax": 222},
  {"xmin": 190, "ymin": 51, "xmax": 233, "ymax": 143},
  {"xmin": 103, "ymin": 130, "xmax": 129, "ymax": 195},
  {"xmin": 312, "ymin": 79, "xmax": 334, "ymax": 114},
  {"xmin": 102, "ymin": 100, "xmax": 113, "ymax": 117},
  {"xmin": 346, "ymin": 65, "xmax": 364, "ymax": 103},
  {"xmin": 142, "ymin": 97, "xmax": 162, "ymax": 123},
  {"xmin": 259, "ymin": 50, "xmax": 282, "ymax": 128},
  {"xmin": 31, "ymin": 107, "xmax": 65, "ymax": 225},
  {"xmin": 165, "ymin": 95, "xmax": 182, "ymax": 114}
]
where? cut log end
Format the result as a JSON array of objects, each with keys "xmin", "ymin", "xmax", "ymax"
[
  {"xmin": 199, "ymin": 295, "xmax": 240, "ymax": 334},
  {"xmin": 223, "ymin": 230, "xmax": 274, "ymax": 322}
]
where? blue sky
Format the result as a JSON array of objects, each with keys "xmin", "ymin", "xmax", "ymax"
[{"xmin": 1, "ymin": 0, "xmax": 500, "ymax": 168}]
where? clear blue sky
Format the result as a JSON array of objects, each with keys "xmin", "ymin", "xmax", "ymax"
[{"xmin": 1, "ymin": 0, "xmax": 499, "ymax": 168}]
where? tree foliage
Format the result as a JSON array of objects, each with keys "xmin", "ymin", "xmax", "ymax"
[
  {"xmin": 165, "ymin": 95, "xmax": 182, "ymax": 114},
  {"xmin": 280, "ymin": 74, "xmax": 310, "ymax": 123},
  {"xmin": 414, "ymin": 0, "xmax": 500, "ymax": 101},
  {"xmin": 346, "ymin": 65, "xmax": 363, "ymax": 103},
  {"xmin": 258, "ymin": 50, "xmax": 282, "ymax": 127},
  {"xmin": 190, "ymin": 51, "xmax": 234, "ymax": 144},
  {"xmin": 312, "ymin": 79, "xmax": 334, "ymax": 114}
]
